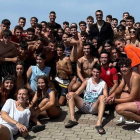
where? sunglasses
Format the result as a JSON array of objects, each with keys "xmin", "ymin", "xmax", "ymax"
[
  {"xmin": 130, "ymin": 31, "xmax": 135, "ymax": 33},
  {"xmin": 96, "ymin": 14, "xmax": 102, "ymax": 17}
]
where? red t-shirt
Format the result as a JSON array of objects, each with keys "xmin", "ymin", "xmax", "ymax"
[{"xmin": 100, "ymin": 66, "xmax": 118, "ymax": 88}]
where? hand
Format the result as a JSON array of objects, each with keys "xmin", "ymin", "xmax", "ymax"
[
  {"xmin": 66, "ymin": 94, "xmax": 72, "ymax": 101},
  {"xmin": 109, "ymin": 63, "xmax": 113, "ymax": 68},
  {"xmin": 16, "ymin": 123, "xmax": 28, "ymax": 134}
]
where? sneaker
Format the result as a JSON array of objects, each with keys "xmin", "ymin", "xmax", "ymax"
[
  {"xmin": 135, "ymin": 127, "xmax": 140, "ymax": 133},
  {"xmin": 117, "ymin": 116, "xmax": 126, "ymax": 123}
]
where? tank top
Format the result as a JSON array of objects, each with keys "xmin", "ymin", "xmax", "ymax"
[
  {"xmin": 84, "ymin": 78, "xmax": 106, "ymax": 103},
  {"xmin": 29, "ymin": 66, "xmax": 51, "ymax": 92}
]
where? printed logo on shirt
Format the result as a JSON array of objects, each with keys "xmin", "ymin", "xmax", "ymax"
[{"xmin": 106, "ymin": 70, "xmax": 110, "ymax": 75}]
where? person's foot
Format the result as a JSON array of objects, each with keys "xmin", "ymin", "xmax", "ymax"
[
  {"xmin": 65, "ymin": 120, "xmax": 78, "ymax": 128},
  {"xmin": 95, "ymin": 125, "xmax": 106, "ymax": 135},
  {"xmin": 31, "ymin": 124, "xmax": 45, "ymax": 133}
]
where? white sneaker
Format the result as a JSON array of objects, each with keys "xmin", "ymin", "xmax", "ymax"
[
  {"xmin": 117, "ymin": 116, "xmax": 135, "ymax": 124},
  {"xmin": 117, "ymin": 116, "xmax": 126, "ymax": 123},
  {"xmin": 135, "ymin": 127, "xmax": 140, "ymax": 134}
]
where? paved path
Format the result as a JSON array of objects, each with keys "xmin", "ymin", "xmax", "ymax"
[{"xmin": 16, "ymin": 106, "xmax": 140, "ymax": 140}]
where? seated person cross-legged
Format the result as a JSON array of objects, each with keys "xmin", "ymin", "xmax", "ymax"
[
  {"xmin": 104, "ymin": 58, "xmax": 140, "ymax": 133},
  {"xmin": 29, "ymin": 75, "xmax": 61, "ymax": 133},
  {"xmin": 65, "ymin": 64, "xmax": 108, "ymax": 135}
]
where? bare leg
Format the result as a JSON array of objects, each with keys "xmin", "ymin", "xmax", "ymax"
[
  {"xmin": 68, "ymin": 92, "xmax": 83, "ymax": 120},
  {"xmin": 72, "ymin": 81, "xmax": 81, "ymax": 92},
  {"xmin": 68, "ymin": 76, "xmax": 76, "ymax": 92},
  {"xmin": 116, "ymin": 102, "xmax": 140, "ymax": 122},
  {"xmin": 0, "ymin": 125, "xmax": 10, "ymax": 140},
  {"xmin": 59, "ymin": 96, "xmax": 66, "ymax": 106},
  {"xmin": 92, "ymin": 95, "xmax": 106, "ymax": 126},
  {"xmin": 47, "ymin": 105, "xmax": 61, "ymax": 118}
]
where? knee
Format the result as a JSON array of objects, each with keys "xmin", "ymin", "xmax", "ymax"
[
  {"xmin": 72, "ymin": 82, "xmax": 81, "ymax": 92},
  {"xmin": 115, "ymin": 105, "xmax": 124, "ymax": 115},
  {"xmin": 68, "ymin": 92, "xmax": 75, "ymax": 97},
  {"xmin": 98, "ymin": 95, "xmax": 105, "ymax": 101},
  {"xmin": 42, "ymin": 98, "xmax": 49, "ymax": 103}
]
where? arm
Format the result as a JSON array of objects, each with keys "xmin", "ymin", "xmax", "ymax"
[
  {"xmin": 109, "ymin": 77, "xmax": 125, "ymax": 98},
  {"xmin": 98, "ymin": 46, "xmax": 103, "ymax": 55},
  {"xmin": 109, "ymin": 80, "xmax": 118, "ymax": 95},
  {"xmin": 4, "ymin": 57, "xmax": 18, "ymax": 63},
  {"xmin": 29, "ymin": 92, "xmax": 38, "ymax": 109},
  {"xmin": 115, "ymin": 76, "xmax": 140, "ymax": 104},
  {"xmin": 103, "ymin": 83, "xmax": 108, "ymax": 97},
  {"xmin": 66, "ymin": 38, "xmax": 79, "ymax": 46},
  {"xmin": 26, "ymin": 66, "xmax": 34, "ymax": 93},
  {"xmin": 75, "ymin": 80, "xmax": 87, "ymax": 95},
  {"xmin": 77, "ymin": 59, "xmax": 84, "ymax": 82},
  {"xmin": 38, "ymin": 91, "xmax": 55, "ymax": 112}
]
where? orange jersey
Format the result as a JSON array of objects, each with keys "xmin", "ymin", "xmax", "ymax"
[{"xmin": 124, "ymin": 44, "xmax": 140, "ymax": 67}]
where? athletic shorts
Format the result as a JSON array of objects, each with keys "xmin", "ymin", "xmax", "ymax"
[
  {"xmin": 54, "ymin": 77, "xmax": 69, "ymax": 97},
  {"xmin": 135, "ymin": 99, "xmax": 140, "ymax": 115},
  {"xmin": 78, "ymin": 99, "xmax": 97, "ymax": 115}
]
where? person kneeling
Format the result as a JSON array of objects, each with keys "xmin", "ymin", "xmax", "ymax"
[{"xmin": 65, "ymin": 64, "xmax": 108, "ymax": 135}]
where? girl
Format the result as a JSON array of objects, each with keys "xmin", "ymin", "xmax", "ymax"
[
  {"xmin": 27, "ymin": 53, "xmax": 51, "ymax": 93},
  {"xmin": 15, "ymin": 61, "xmax": 27, "ymax": 90},
  {"xmin": 29, "ymin": 75, "xmax": 61, "ymax": 133},
  {"xmin": 0, "ymin": 87, "xmax": 31, "ymax": 140},
  {"xmin": 0, "ymin": 75, "xmax": 16, "ymax": 109}
]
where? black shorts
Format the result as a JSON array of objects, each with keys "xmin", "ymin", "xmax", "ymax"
[
  {"xmin": 71, "ymin": 62, "xmax": 77, "ymax": 76},
  {"xmin": 53, "ymin": 80, "xmax": 68, "ymax": 97}
]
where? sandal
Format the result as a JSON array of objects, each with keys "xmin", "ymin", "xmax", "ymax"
[
  {"xmin": 95, "ymin": 125, "xmax": 106, "ymax": 135},
  {"xmin": 135, "ymin": 127, "xmax": 140, "ymax": 134},
  {"xmin": 31, "ymin": 124, "xmax": 45, "ymax": 133},
  {"xmin": 65, "ymin": 120, "xmax": 78, "ymax": 128}
]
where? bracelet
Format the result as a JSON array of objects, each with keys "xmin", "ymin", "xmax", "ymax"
[{"xmin": 15, "ymin": 122, "xmax": 18, "ymax": 125}]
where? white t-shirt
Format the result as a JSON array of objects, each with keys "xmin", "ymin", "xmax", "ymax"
[
  {"xmin": 0, "ymin": 99, "xmax": 31, "ymax": 140},
  {"xmin": 84, "ymin": 78, "xmax": 106, "ymax": 102}
]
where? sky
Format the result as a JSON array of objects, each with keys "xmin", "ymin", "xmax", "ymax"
[{"xmin": 0, "ymin": 0, "xmax": 140, "ymax": 29}]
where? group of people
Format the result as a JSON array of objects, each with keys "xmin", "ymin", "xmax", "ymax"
[{"xmin": 0, "ymin": 9, "xmax": 140, "ymax": 140}]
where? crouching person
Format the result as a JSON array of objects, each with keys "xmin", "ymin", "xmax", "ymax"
[
  {"xmin": 65, "ymin": 64, "xmax": 108, "ymax": 134},
  {"xmin": 104, "ymin": 58, "xmax": 140, "ymax": 133}
]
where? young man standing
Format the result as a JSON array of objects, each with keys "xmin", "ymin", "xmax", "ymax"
[
  {"xmin": 54, "ymin": 44, "xmax": 72, "ymax": 105},
  {"xmin": 100, "ymin": 52, "xmax": 118, "ymax": 95},
  {"xmin": 115, "ymin": 38, "xmax": 140, "ymax": 74},
  {"xmin": 86, "ymin": 16, "xmax": 94, "ymax": 33},
  {"xmin": 48, "ymin": 11, "xmax": 61, "ymax": 37},
  {"xmin": 0, "ymin": 19, "xmax": 11, "ymax": 39},
  {"xmin": 89, "ymin": 10, "xmax": 113, "ymax": 46},
  {"xmin": 65, "ymin": 64, "xmax": 108, "ymax": 134}
]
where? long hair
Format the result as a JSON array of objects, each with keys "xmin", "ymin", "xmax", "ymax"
[
  {"xmin": 37, "ymin": 75, "xmax": 57, "ymax": 99},
  {"xmin": 15, "ymin": 61, "xmax": 27, "ymax": 84},
  {"xmin": 1, "ymin": 75, "xmax": 16, "ymax": 105}
]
